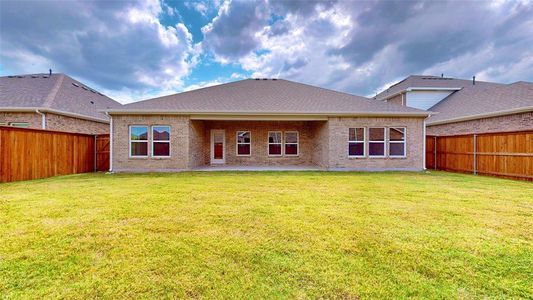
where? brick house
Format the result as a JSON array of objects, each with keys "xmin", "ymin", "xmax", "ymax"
[
  {"xmin": 105, "ymin": 79, "xmax": 430, "ymax": 172},
  {"xmin": 374, "ymin": 75, "xmax": 533, "ymax": 136},
  {"xmin": 0, "ymin": 73, "xmax": 122, "ymax": 134}
]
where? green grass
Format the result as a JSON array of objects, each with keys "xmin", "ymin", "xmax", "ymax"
[{"xmin": 0, "ymin": 171, "xmax": 532, "ymax": 299}]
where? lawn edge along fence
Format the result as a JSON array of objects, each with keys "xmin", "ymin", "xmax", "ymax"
[
  {"xmin": 0, "ymin": 126, "xmax": 109, "ymax": 183},
  {"xmin": 426, "ymin": 130, "xmax": 533, "ymax": 181}
]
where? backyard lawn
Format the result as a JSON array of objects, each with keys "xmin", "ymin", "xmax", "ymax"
[{"xmin": 0, "ymin": 171, "xmax": 532, "ymax": 299}]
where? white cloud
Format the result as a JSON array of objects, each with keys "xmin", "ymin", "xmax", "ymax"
[{"xmin": 0, "ymin": 0, "xmax": 195, "ymax": 94}]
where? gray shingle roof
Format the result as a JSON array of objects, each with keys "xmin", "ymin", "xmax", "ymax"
[
  {"xmin": 109, "ymin": 79, "xmax": 429, "ymax": 116},
  {"xmin": 427, "ymin": 81, "xmax": 533, "ymax": 124},
  {"xmin": 375, "ymin": 75, "xmax": 501, "ymax": 100},
  {"xmin": 0, "ymin": 73, "xmax": 121, "ymax": 121}
]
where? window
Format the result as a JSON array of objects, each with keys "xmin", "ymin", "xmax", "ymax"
[
  {"xmin": 152, "ymin": 126, "xmax": 170, "ymax": 157},
  {"xmin": 236, "ymin": 131, "xmax": 251, "ymax": 156},
  {"xmin": 348, "ymin": 128, "xmax": 365, "ymax": 157},
  {"xmin": 284, "ymin": 131, "xmax": 299, "ymax": 156},
  {"xmin": 389, "ymin": 127, "xmax": 406, "ymax": 157},
  {"xmin": 368, "ymin": 127, "xmax": 385, "ymax": 157},
  {"xmin": 130, "ymin": 125, "xmax": 148, "ymax": 157},
  {"xmin": 268, "ymin": 131, "xmax": 282, "ymax": 156},
  {"xmin": 9, "ymin": 122, "xmax": 29, "ymax": 128}
]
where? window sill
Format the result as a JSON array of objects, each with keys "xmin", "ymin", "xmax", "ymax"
[
  {"xmin": 129, "ymin": 156, "xmax": 149, "ymax": 159},
  {"xmin": 151, "ymin": 156, "xmax": 172, "ymax": 160}
]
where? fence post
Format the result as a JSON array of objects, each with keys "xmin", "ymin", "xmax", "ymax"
[
  {"xmin": 473, "ymin": 134, "xmax": 477, "ymax": 175},
  {"xmin": 434, "ymin": 136, "xmax": 437, "ymax": 170}
]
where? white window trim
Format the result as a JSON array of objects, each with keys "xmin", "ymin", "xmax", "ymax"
[
  {"xmin": 236, "ymin": 130, "xmax": 251, "ymax": 156},
  {"xmin": 151, "ymin": 125, "xmax": 171, "ymax": 158},
  {"xmin": 284, "ymin": 131, "xmax": 299, "ymax": 156},
  {"xmin": 348, "ymin": 127, "xmax": 366, "ymax": 158},
  {"xmin": 129, "ymin": 125, "xmax": 149, "ymax": 158},
  {"xmin": 268, "ymin": 131, "xmax": 283, "ymax": 157},
  {"xmin": 388, "ymin": 127, "xmax": 407, "ymax": 158},
  {"xmin": 9, "ymin": 122, "xmax": 30, "ymax": 128},
  {"xmin": 368, "ymin": 127, "xmax": 386, "ymax": 158}
]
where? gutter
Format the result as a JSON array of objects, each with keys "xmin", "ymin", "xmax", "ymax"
[
  {"xmin": 102, "ymin": 110, "xmax": 432, "ymax": 118},
  {"xmin": 106, "ymin": 112, "xmax": 113, "ymax": 172},
  {"xmin": 35, "ymin": 109, "xmax": 46, "ymax": 129},
  {"xmin": 427, "ymin": 106, "xmax": 533, "ymax": 126},
  {"xmin": 0, "ymin": 107, "xmax": 110, "ymax": 123}
]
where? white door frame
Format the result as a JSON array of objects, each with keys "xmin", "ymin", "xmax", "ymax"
[{"xmin": 210, "ymin": 129, "xmax": 225, "ymax": 164}]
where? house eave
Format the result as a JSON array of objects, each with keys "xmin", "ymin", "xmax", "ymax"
[
  {"xmin": 103, "ymin": 109, "xmax": 432, "ymax": 119},
  {"xmin": 427, "ymin": 106, "xmax": 533, "ymax": 126},
  {"xmin": 0, "ymin": 107, "xmax": 110, "ymax": 123}
]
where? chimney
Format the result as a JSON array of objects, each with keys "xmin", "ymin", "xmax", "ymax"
[
  {"xmin": 441, "ymin": 73, "xmax": 444, "ymax": 78},
  {"xmin": 472, "ymin": 75, "xmax": 476, "ymax": 85},
  {"xmin": 49, "ymin": 69, "xmax": 52, "ymax": 76}
]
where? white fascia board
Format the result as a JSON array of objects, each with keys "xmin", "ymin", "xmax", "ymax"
[{"xmin": 0, "ymin": 107, "xmax": 109, "ymax": 123}]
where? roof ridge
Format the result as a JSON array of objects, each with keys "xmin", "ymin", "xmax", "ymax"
[{"xmin": 42, "ymin": 74, "xmax": 65, "ymax": 108}]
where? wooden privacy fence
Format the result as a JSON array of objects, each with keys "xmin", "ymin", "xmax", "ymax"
[
  {"xmin": 426, "ymin": 131, "xmax": 533, "ymax": 180},
  {"xmin": 0, "ymin": 126, "xmax": 110, "ymax": 183}
]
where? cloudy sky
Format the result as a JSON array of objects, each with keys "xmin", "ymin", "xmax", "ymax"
[{"xmin": 1, "ymin": 0, "xmax": 532, "ymax": 103}]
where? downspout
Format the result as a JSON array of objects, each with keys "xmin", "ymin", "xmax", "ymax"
[
  {"xmin": 401, "ymin": 93, "xmax": 405, "ymax": 106},
  {"xmin": 35, "ymin": 109, "xmax": 46, "ymax": 129},
  {"xmin": 106, "ymin": 112, "xmax": 113, "ymax": 172},
  {"xmin": 423, "ymin": 116, "xmax": 427, "ymax": 170}
]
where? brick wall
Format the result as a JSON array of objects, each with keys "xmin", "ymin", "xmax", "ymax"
[
  {"xmin": 111, "ymin": 116, "xmax": 426, "ymax": 172},
  {"xmin": 310, "ymin": 121, "xmax": 329, "ymax": 168},
  {"xmin": 0, "ymin": 112, "xmax": 42, "ymax": 128},
  {"xmin": 111, "ymin": 115, "xmax": 190, "ymax": 172},
  {"xmin": 427, "ymin": 112, "xmax": 533, "ymax": 136},
  {"xmin": 189, "ymin": 120, "xmax": 206, "ymax": 168},
  {"xmin": 0, "ymin": 112, "xmax": 109, "ymax": 134},
  {"xmin": 327, "ymin": 117, "xmax": 425, "ymax": 171},
  {"xmin": 45, "ymin": 113, "xmax": 109, "ymax": 134}
]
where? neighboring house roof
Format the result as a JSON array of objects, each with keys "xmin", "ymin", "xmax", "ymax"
[
  {"xmin": 0, "ymin": 73, "xmax": 121, "ymax": 122},
  {"xmin": 427, "ymin": 81, "xmax": 533, "ymax": 125},
  {"xmin": 375, "ymin": 75, "xmax": 501, "ymax": 101},
  {"xmin": 107, "ymin": 79, "xmax": 430, "ymax": 117}
]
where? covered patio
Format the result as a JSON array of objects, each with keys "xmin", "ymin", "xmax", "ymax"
[{"xmin": 189, "ymin": 118, "xmax": 329, "ymax": 169}]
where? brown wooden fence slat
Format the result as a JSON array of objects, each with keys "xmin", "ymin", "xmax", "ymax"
[
  {"xmin": 426, "ymin": 131, "xmax": 533, "ymax": 181},
  {"xmin": 0, "ymin": 126, "xmax": 110, "ymax": 183}
]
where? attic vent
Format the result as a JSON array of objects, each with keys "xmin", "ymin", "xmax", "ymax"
[
  {"xmin": 31, "ymin": 75, "xmax": 38, "ymax": 78},
  {"xmin": 262, "ymin": 78, "xmax": 268, "ymax": 80},
  {"xmin": 7, "ymin": 76, "xmax": 14, "ymax": 78},
  {"xmin": 82, "ymin": 86, "xmax": 89, "ymax": 90},
  {"xmin": 272, "ymin": 78, "xmax": 278, "ymax": 81},
  {"xmin": 90, "ymin": 101, "xmax": 94, "ymax": 104},
  {"xmin": 97, "ymin": 92, "xmax": 104, "ymax": 96},
  {"xmin": 42, "ymin": 76, "xmax": 49, "ymax": 78},
  {"xmin": 254, "ymin": 78, "xmax": 260, "ymax": 80},
  {"xmin": 90, "ymin": 89, "xmax": 96, "ymax": 93},
  {"xmin": 17, "ymin": 76, "xmax": 24, "ymax": 78},
  {"xmin": 72, "ymin": 83, "xmax": 79, "ymax": 87}
]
